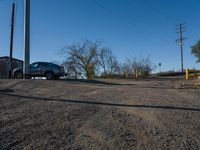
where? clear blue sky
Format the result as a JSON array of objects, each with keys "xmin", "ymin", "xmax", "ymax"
[{"xmin": 0, "ymin": 0, "xmax": 200, "ymax": 72}]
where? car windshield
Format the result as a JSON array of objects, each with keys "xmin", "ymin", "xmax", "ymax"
[{"xmin": 30, "ymin": 63, "xmax": 39, "ymax": 68}]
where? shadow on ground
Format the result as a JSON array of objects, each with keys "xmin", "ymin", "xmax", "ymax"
[
  {"xmin": 0, "ymin": 91, "xmax": 199, "ymax": 112},
  {"xmin": 59, "ymin": 79, "xmax": 173, "ymax": 89},
  {"xmin": 0, "ymin": 89, "xmax": 14, "ymax": 93},
  {"xmin": 58, "ymin": 79, "xmax": 123, "ymax": 86}
]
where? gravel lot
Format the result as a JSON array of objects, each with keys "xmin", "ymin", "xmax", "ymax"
[{"xmin": 0, "ymin": 79, "xmax": 200, "ymax": 150}]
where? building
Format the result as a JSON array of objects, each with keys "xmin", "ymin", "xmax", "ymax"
[{"xmin": 0, "ymin": 56, "xmax": 23, "ymax": 79}]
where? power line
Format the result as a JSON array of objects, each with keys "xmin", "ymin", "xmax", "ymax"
[
  {"xmin": 146, "ymin": 0, "xmax": 177, "ymax": 24},
  {"xmin": 121, "ymin": 0, "xmax": 175, "ymax": 25},
  {"xmin": 93, "ymin": 0, "xmax": 175, "ymax": 46}
]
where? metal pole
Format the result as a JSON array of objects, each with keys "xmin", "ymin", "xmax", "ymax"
[
  {"xmin": 23, "ymin": 0, "xmax": 30, "ymax": 79},
  {"xmin": 8, "ymin": 0, "xmax": 15, "ymax": 79},
  {"xmin": 158, "ymin": 63, "xmax": 162, "ymax": 73}
]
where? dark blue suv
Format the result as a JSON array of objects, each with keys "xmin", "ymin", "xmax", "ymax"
[{"xmin": 13, "ymin": 62, "xmax": 65, "ymax": 80}]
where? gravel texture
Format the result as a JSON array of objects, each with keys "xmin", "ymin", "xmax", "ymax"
[{"xmin": 0, "ymin": 79, "xmax": 200, "ymax": 150}]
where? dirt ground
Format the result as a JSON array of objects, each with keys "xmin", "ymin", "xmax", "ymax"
[{"xmin": 0, "ymin": 78, "xmax": 200, "ymax": 150}]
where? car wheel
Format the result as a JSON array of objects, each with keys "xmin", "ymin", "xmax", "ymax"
[
  {"xmin": 46, "ymin": 72, "xmax": 54, "ymax": 80},
  {"xmin": 54, "ymin": 76, "xmax": 60, "ymax": 80},
  {"xmin": 14, "ymin": 71, "xmax": 23, "ymax": 79}
]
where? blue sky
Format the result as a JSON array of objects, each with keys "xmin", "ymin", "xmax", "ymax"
[{"xmin": 0, "ymin": 0, "xmax": 200, "ymax": 72}]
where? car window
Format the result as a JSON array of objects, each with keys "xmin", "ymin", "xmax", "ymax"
[
  {"xmin": 40, "ymin": 63, "xmax": 48, "ymax": 67},
  {"xmin": 47, "ymin": 63, "xmax": 58, "ymax": 67},
  {"xmin": 30, "ymin": 63, "xmax": 39, "ymax": 68}
]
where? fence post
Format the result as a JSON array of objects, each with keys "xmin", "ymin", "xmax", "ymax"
[{"xmin": 186, "ymin": 68, "xmax": 189, "ymax": 80}]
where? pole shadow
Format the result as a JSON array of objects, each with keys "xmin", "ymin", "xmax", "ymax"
[{"xmin": 0, "ymin": 92, "xmax": 200, "ymax": 112}]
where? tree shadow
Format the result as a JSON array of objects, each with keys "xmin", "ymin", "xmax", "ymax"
[
  {"xmin": 58, "ymin": 79, "xmax": 177, "ymax": 89},
  {"xmin": 0, "ymin": 89, "xmax": 14, "ymax": 93},
  {"xmin": 58, "ymin": 79, "xmax": 122, "ymax": 86},
  {"xmin": 0, "ymin": 92, "xmax": 200, "ymax": 112}
]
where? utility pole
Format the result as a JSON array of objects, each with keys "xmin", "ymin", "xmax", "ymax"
[
  {"xmin": 23, "ymin": 0, "xmax": 30, "ymax": 79},
  {"xmin": 176, "ymin": 23, "xmax": 187, "ymax": 73},
  {"xmin": 8, "ymin": 0, "xmax": 15, "ymax": 79}
]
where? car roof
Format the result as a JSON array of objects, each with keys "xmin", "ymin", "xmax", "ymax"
[
  {"xmin": 31, "ymin": 62, "xmax": 59, "ymax": 66},
  {"xmin": 32, "ymin": 62, "xmax": 53, "ymax": 64}
]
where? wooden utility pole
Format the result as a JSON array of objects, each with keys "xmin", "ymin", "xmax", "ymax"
[
  {"xmin": 8, "ymin": 0, "xmax": 15, "ymax": 79},
  {"xmin": 23, "ymin": 0, "xmax": 30, "ymax": 79},
  {"xmin": 176, "ymin": 23, "xmax": 187, "ymax": 73}
]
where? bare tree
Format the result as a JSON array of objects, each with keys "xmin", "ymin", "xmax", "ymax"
[
  {"xmin": 62, "ymin": 60, "xmax": 79, "ymax": 79},
  {"xmin": 126, "ymin": 56, "xmax": 154, "ymax": 79},
  {"xmin": 60, "ymin": 39, "xmax": 154, "ymax": 80},
  {"xmin": 61, "ymin": 39, "xmax": 100, "ymax": 79},
  {"xmin": 118, "ymin": 62, "xmax": 132, "ymax": 79},
  {"xmin": 97, "ymin": 48, "xmax": 119, "ymax": 77}
]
